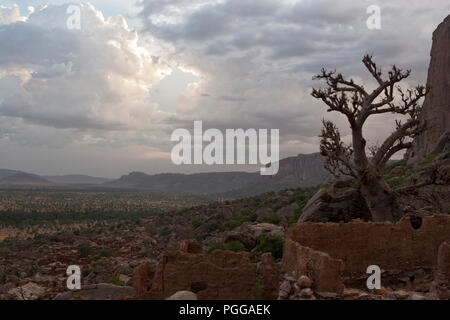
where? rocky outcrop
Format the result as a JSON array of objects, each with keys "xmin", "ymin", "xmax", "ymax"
[
  {"xmin": 268, "ymin": 153, "xmax": 331, "ymax": 186},
  {"xmin": 407, "ymin": 15, "xmax": 450, "ymax": 163},
  {"xmin": 223, "ymin": 223, "xmax": 284, "ymax": 248},
  {"xmin": 298, "ymin": 180, "xmax": 371, "ymax": 223},
  {"xmin": 399, "ymin": 155, "xmax": 450, "ymax": 213}
]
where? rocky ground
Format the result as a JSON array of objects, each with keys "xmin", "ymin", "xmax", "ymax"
[
  {"xmin": 277, "ymin": 269, "xmax": 441, "ymax": 301},
  {"xmin": 0, "ymin": 222, "xmax": 161, "ymax": 300}
]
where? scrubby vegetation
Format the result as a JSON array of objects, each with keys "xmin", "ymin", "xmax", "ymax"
[{"xmin": 254, "ymin": 234, "xmax": 284, "ymax": 260}]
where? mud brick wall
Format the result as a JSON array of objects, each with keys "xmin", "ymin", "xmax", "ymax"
[{"xmin": 285, "ymin": 215, "xmax": 450, "ymax": 277}]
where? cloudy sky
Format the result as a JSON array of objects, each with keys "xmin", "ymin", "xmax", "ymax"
[{"xmin": 0, "ymin": 1, "xmax": 448, "ymax": 178}]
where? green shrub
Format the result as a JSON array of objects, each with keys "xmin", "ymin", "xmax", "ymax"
[
  {"xmin": 286, "ymin": 209, "xmax": 302, "ymax": 226},
  {"xmin": 77, "ymin": 245, "xmax": 93, "ymax": 258},
  {"xmin": 254, "ymin": 234, "xmax": 283, "ymax": 260},
  {"xmin": 206, "ymin": 221, "xmax": 225, "ymax": 232},
  {"xmin": 160, "ymin": 226, "xmax": 171, "ymax": 237},
  {"xmin": 423, "ymin": 153, "xmax": 439, "ymax": 164},
  {"xmin": 224, "ymin": 220, "xmax": 241, "ymax": 230},
  {"xmin": 107, "ymin": 277, "xmax": 125, "ymax": 286},
  {"xmin": 192, "ymin": 218, "xmax": 202, "ymax": 229},
  {"xmin": 82, "ymin": 268, "xmax": 92, "ymax": 277},
  {"xmin": 386, "ymin": 177, "xmax": 405, "ymax": 188},
  {"xmin": 99, "ymin": 249, "xmax": 113, "ymax": 258},
  {"xmin": 207, "ymin": 241, "xmax": 247, "ymax": 253},
  {"xmin": 258, "ymin": 213, "xmax": 282, "ymax": 225}
]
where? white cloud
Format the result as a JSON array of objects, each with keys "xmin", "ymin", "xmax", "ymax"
[
  {"xmin": 0, "ymin": 4, "xmax": 27, "ymax": 24},
  {"xmin": 0, "ymin": 3, "xmax": 171, "ymax": 134}
]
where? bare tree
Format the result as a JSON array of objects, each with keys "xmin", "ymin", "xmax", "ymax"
[{"xmin": 312, "ymin": 55, "xmax": 428, "ymax": 222}]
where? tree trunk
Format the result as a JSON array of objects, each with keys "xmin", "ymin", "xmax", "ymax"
[{"xmin": 359, "ymin": 167, "xmax": 403, "ymax": 222}]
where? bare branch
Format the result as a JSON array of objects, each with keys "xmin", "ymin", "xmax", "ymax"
[
  {"xmin": 313, "ymin": 68, "xmax": 368, "ymax": 97},
  {"xmin": 369, "ymin": 85, "xmax": 428, "ymax": 115},
  {"xmin": 362, "ymin": 54, "xmax": 412, "ymax": 106},
  {"xmin": 319, "ymin": 120, "xmax": 357, "ymax": 178},
  {"xmin": 372, "ymin": 117, "xmax": 424, "ymax": 167},
  {"xmin": 379, "ymin": 141, "xmax": 413, "ymax": 168},
  {"xmin": 312, "ymin": 68, "xmax": 371, "ymax": 126}
]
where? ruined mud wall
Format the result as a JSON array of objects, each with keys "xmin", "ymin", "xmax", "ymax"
[
  {"xmin": 133, "ymin": 240, "xmax": 280, "ymax": 300},
  {"xmin": 285, "ymin": 215, "xmax": 450, "ymax": 277},
  {"xmin": 282, "ymin": 238, "xmax": 344, "ymax": 293}
]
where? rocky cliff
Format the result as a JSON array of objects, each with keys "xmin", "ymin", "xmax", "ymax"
[{"xmin": 407, "ymin": 15, "xmax": 450, "ymax": 162}]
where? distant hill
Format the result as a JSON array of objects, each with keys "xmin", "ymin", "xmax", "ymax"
[
  {"xmin": 104, "ymin": 153, "xmax": 331, "ymax": 195},
  {"xmin": 0, "ymin": 172, "xmax": 56, "ymax": 186},
  {"xmin": 44, "ymin": 175, "xmax": 111, "ymax": 185},
  {"xmin": 0, "ymin": 169, "xmax": 23, "ymax": 180},
  {"xmin": 105, "ymin": 171, "xmax": 260, "ymax": 193}
]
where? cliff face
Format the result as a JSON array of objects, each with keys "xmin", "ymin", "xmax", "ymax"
[
  {"xmin": 274, "ymin": 153, "xmax": 329, "ymax": 183},
  {"xmin": 407, "ymin": 15, "xmax": 450, "ymax": 162}
]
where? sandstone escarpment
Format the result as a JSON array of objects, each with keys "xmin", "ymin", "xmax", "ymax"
[{"xmin": 408, "ymin": 15, "xmax": 450, "ymax": 162}]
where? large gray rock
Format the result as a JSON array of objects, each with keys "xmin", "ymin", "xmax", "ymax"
[
  {"xmin": 53, "ymin": 283, "xmax": 133, "ymax": 300},
  {"xmin": 299, "ymin": 180, "xmax": 371, "ymax": 223},
  {"xmin": 224, "ymin": 222, "xmax": 284, "ymax": 248},
  {"xmin": 406, "ymin": 15, "xmax": 450, "ymax": 163},
  {"xmin": 166, "ymin": 291, "xmax": 198, "ymax": 300}
]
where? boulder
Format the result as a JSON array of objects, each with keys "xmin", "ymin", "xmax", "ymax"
[
  {"xmin": 8, "ymin": 282, "xmax": 45, "ymax": 300},
  {"xmin": 297, "ymin": 275, "xmax": 312, "ymax": 289},
  {"xmin": 166, "ymin": 291, "xmax": 198, "ymax": 300},
  {"xmin": 299, "ymin": 288, "xmax": 313, "ymax": 298},
  {"xmin": 179, "ymin": 240, "xmax": 204, "ymax": 254},
  {"xmin": 224, "ymin": 222, "xmax": 284, "ymax": 248},
  {"xmin": 299, "ymin": 180, "xmax": 371, "ymax": 223}
]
